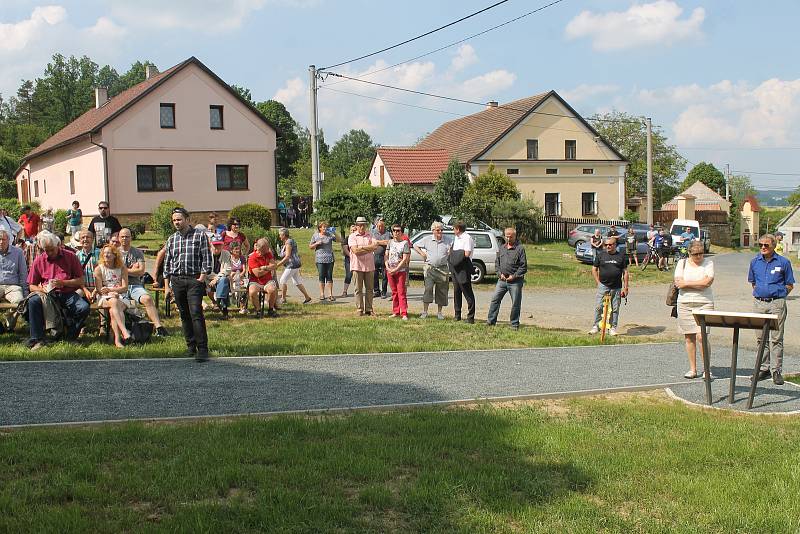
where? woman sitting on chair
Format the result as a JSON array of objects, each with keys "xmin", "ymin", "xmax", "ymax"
[{"xmin": 93, "ymin": 245, "xmax": 133, "ymax": 348}]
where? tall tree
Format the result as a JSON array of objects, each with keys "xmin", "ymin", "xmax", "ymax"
[
  {"xmin": 255, "ymin": 100, "xmax": 300, "ymax": 185},
  {"xmin": 231, "ymin": 84, "xmax": 254, "ymax": 105},
  {"xmin": 433, "ymin": 159, "xmax": 469, "ymax": 213},
  {"xmin": 115, "ymin": 61, "xmax": 156, "ymax": 95},
  {"xmin": 589, "ymin": 111, "xmax": 685, "ymax": 205},
  {"xmin": 681, "ymin": 162, "xmax": 726, "ymax": 194},
  {"xmin": 96, "ymin": 65, "xmax": 120, "ymax": 96},
  {"xmin": 15, "ymin": 80, "xmax": 36, "ymax": 125},
  {"xmin": 328, "ymin": 129, "xmax": 375, "ymax": 178},
  {"xmin": 728, "ymin": 174, "xmax": 756, "ymax": 207},
  {"xmin": 36, "ymin": 54, "xmax": 99, "ymax": 129}
]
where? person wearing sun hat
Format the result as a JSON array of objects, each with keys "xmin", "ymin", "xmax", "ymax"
[{"xmin": 348, "ymin": 216, "xmax": 378, "ymax": 316}]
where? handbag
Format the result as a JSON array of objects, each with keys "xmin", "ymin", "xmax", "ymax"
[{"xmin": 665, "ymin": 259, "xmax": 685, "ymax": 306}]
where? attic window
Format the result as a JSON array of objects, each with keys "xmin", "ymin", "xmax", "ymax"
[
  {"xmin": 546, "ymin": 168, "xmax": 558, "ymax": 175},
  {"xmin": 583, "ymin": 168, "xmax": 594, "ymax": 175},
  {"xmin": 210, "ymin": 105, "xmax": 224, "ymax": 129},
  {"xmin": 507, "ymin": 168, "xmax": 519, "ymax": 175},
  {"xmin": 160, "ymin": 103, "xmax": 175, "ymax": 128}
]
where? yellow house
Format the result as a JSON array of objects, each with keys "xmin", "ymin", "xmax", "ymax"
[
  {"xmin": 740, "ymin": 196, "xmax": 761, "ymax": 247},
  {"xmin": 411, "ymin": 91, "xmax": 628, "ymax": 219}
]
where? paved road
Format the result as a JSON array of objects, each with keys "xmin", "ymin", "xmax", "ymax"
[{"xmin": 2, "ymin": 342, "xmax": 798, "ymax": 427}]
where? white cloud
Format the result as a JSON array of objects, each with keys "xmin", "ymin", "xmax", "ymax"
[
  {"xmin": 0, "ymin": 6, "xmax": 67, "ymax": 52},
  {"xmin": 561, "ymin": 83, "xmax": 620, "ymax": 103},
  {"xmin": 455, "ymin": 70, "xmax": 517, "ymax": 102},
  {"xmin": 449, "ymin": 44, "xmax": 477, "ymax": 72},
  {"xmin": 667, "ymin": 78, "xmax": 800, "ymax": 147},
  {"xmin": 85, "ymin": 17, "xmax": 127, "ymax": 39},
  {"xmin": 565, "ymin": 1, "xmax": 705, "ymax": 51},
  {"xmin": 273, "ymin": 77, "xmax": 305, "ymax": 105}
]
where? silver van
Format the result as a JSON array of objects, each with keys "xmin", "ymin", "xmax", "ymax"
[{"xmin": 408, "ymin": 229, "xmax": 502, "ymax": 283}]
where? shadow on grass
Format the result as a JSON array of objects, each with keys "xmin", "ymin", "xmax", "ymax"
[
  {"xmin": 0, "ymin": 366, "xmax": 593, "ymax": 531},
  {"xmin": 626, "ymin": 325, "xmax": 666, "ymax": 336}
]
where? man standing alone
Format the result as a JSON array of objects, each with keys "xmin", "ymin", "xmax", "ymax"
[
  {"xmin": 164, "ymin": 208, "xmax": 212, "ymax": 361},
  {"xmin": 88, "ymin": 201, "xmax": 122, "ymax": 248},
  {"xmin": 449, "ymin": 221, "xmax": 475, "ymax": 323},
  {"xmin": 589, "ymin": 237, "xmax": 629, "ymax": 336},
  {"xmin": 748, "ymin": 234, "xmax": 794, "ymax": 385},
  {"xmin": 348, "ymin": 217, "xmax": 377, "ymax": 316},
  {"xmin": 486, "ymin": 228, "xmax": 527, "ymax": 330}
]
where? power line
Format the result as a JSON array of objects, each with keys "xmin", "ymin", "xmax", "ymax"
[
  {"xmin": 320, "ymin": 0, "xmax": 514, "ymax": 70},
  {"xmin": 732, "ymin": 170, "xmax": 800, "ymax": 176},
  {"xmin": 320, "ymin": 0, "xmax": 566, "ymax": 88},
  {"xmin": 679, "ymin": 146, "xmax": 800, "ymax": 151}
]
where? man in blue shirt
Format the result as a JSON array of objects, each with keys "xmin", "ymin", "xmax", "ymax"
[{"xmin": 748, "ymin": 234, "xmax": 795, "ymax": 385}]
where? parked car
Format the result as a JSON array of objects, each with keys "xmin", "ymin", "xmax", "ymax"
[
  {"xmin": 408, "ymin": 229, "xmax": 502, "ymax": 283},
  {"xmin": 574, "ymin": 240, "xmax": 650, "ymax": 265},
  {"xmin": 567, "ymin": 224, "xmax": 611, "ymax": 248},
  {"xmin": 438, "ymin": 215, "xmax": 503, "ymax": 239}
]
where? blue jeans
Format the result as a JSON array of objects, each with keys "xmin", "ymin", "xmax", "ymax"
[
  {"xmin": 214, "ymin": 276, "xmax": 230, "ymax": 307},
  {"xmin": 27, "ymin": 291, "xmax": 90, "ymax": 342},
  {"xmin": 593, "ymin": 284, "xmax": 622, "ymax": 328},
  {"xmin": 317, "ymin": 262, "xmax": 334, "ymax": 283},
  {"xmin": 487, "ymin": 279, "xmax": 524, "ymax": 327}
]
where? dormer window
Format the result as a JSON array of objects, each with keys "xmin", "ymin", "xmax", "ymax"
[
  {"xmin": 565, "ymin": 140, "xmax": 576, "ymax": 160},
  {"xmin": 160, "ymin": 103, "xmax": 175, "ymax": 128}
]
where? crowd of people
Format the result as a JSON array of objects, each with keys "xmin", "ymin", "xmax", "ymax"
[{"xmin": 0, "ymin": 202, "xmax": 794, "ymax": 383}]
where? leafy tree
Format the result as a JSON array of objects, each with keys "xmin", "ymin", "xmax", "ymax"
[
  {"xmin": 728, "ymin": 174, "xmax": 756, "ymax": 207},
  {"xmin": 328, "ymin": 129, "xmax": 376, "ymax": 178},
  {"xmin": 231, "ymin": 84, "xmax": 254, "ymax": 105},
  {"xmin": 489, "ymin": 198, "xmax": 542, "ymax": 242},
  {"xmin": 681, "ymin": 162, "xmax": 726, "ymax": 194},
  {"xmin": 589, "ymin": 111, "xmax": 685, "ymax": 205},
  {"xmin": 623, "ymin": 209, "xmax": 640, "ymax": 223},
  {"xmin": 255, "ymin": 100, "xmax": 300, "ymax": 185},
  {"xmin": 433, "ymin": 159, "xmax": 469, "ymax": 213},
  {"xmin": 150, "ymin": 200, "xmax": 185, "ymax": 238},
  {"xmin": 459, "ymin": 164, "xmax": 520, "ymax": 224},
  {"xmin": 787, "ymin": 185, "xmax": 800, "ymax": 207},
  {"xmin": 15, "ymin": 80, "xmax": 37, "ymax": 125},
  {"xmin": 380, "ymin": 185, "xmax": 436, "ymax": 231},
  {"xmin": 315, "ymin": 189, "xmax": 369, "ymax": 237},
  {"xmin": 96, "ymin": 65, "xmax": 120, "ymax": 96},
  {"xmin": 114, "ymin": 61, "xmax": 157, "ymax": 96},
  {"xmin": 352, "ymin": 183, "xmax": 387, "ymax": 220},
  {"xmin": 36, "ymin": 54, "xmax": 99, "ymax": 129}
]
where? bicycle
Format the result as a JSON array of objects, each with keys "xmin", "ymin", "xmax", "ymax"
[
  {"xmin": 673, "ymin": 243, "xmax": 688, "ymax": 264},
  {"xmin": 640, "ymin": 245, "xmax": 659, "ymax": 271}
]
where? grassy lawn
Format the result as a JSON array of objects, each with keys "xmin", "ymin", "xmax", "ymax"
[
  {"xmin": 2, "ymin": 393, "xmax": 799, "ymax": 532},
  {"xmin": 0, "ymin": 300, "xmax": 654, "ymax": 361}
]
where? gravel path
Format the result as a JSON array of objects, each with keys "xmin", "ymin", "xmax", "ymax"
[{"xmin": 3, "ymin": 342, "xmax": 799, "ymax": 427}]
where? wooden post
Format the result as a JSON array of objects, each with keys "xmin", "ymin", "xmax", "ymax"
[
  {"xmin": 699, "ymin": 315, "xmax": 712, "ymax": 404},
  {"xmin": 746, "ymin": 322, "xmax": 771, "ymax": 410},
  {"xmin": 729, "ymin": 327, "xmax": 739, "ymax": 404}
]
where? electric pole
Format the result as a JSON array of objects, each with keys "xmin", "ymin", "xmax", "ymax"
[
  {"xmin": 725, "ymin": 163, "xmax": 730, "ymax": 201},
  {"xmin": 309, "ymin": 65, "xmax": 321, "ymax": 206},
  {"xmin": 646, "ymin": 117, "xmax": 653, "ymax": 225}
]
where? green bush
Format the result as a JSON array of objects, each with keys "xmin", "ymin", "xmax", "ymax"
[
  {"xmin": 0, "ymin": 198, "xmax": 22, "ymax": 218},
  {"xmin": 488, "ymin": 199, "xmax": 542, "ymax": 243},
  {"xmin": 0, "ymin": 179, "xmax": 17, "ymax": 199},
  {"xmin": 54, "ymin": 209, "xmax": 69, "ymax": 234},
  {"xmin": 127, "ymin": 221, "xmax": 146, "ymax": 239},
  {"xmin": 623, "ymin": 209, "xmax": 639, "ymax": 223},
  {"xmin": 240, "ymin": 226, "xmax": 279, "ymax": 253},
  {"xmin": 229, "ymin": 203, "xmax": 273, "ymax": 229},
  {"xmin": 150, "ymin": 200, "xmax": 184, "ymax": 238},
  {"xmin": 380, "ymin": 185, "xmax": 436, "ymax": 232}
]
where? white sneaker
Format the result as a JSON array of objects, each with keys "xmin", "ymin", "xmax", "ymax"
[
  {"xmin": 420, "ymin": 312, "xmax": 428, "ymax": 319},
  {"xmin": 401, "ymin": 315, "xmax": 408, "ymax": 321},
  {"xmin": 588, "ymin": 325, "xmax": 599, "ymax": 334},
  {"xmin": 437, "ymin": 312, "xmax": 445, "ymax": 320},
  {"xmin": 608, "ymin": 327, "xmax": 618, "ymax": 336},
  {"xmin": 390, "ymin": 313, "xmax": 398, "ymax": 318}
]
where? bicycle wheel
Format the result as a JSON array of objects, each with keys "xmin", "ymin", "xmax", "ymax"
[{"xmin": 641, "ymin": 252, "xmax": 651, "ymax": 271}]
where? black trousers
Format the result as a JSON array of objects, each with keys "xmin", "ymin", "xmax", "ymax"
[
  {"xmin": 171, "ymin": 275, "xmax": 208, "ymax": 353},
  {"xmin": 452, "ymin": 269, "xmax": 475, "ymax": 320},
  {"xmin": 373, "ymin": 260, "xmax": 388, "ymax": 296}
]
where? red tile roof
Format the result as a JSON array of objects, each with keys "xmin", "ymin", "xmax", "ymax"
[
  {"xmin": 376, "ymin": 147, "xmax": 450, "ymax": 185},
  {"xmin": 742, "ymin": 195, "xmax": 761, "ymax": 212}
]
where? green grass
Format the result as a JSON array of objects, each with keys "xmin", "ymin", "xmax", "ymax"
[
  {"xmin": 2, "ymin": 394, "xmax": 799, "ymax": 532},
  {"xmin": 132, "ymin": 231, "xmax": 164, "ymax": 253},
  {"xmin": 0, "ymin": 301, "xmax": 652, "ymax": 361}
]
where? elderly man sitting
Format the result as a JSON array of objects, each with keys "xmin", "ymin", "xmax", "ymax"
[
  {"xmin": 248, "ymin": 238, "xmax": 279, "ymax": 317},
  {"xmin": 25, "ymin": 231, "xmax": 90, "ymax": 349},
  {"xmin": 0, "ymin": 228, "xmax": 28, "ymax": 333},
  {"xmin": 207, "ymin": 238, "xmax": 232, "ymax": 319}
]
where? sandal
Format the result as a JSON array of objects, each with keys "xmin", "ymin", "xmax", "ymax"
[
  {"xmin": 328, "ymin": 296, "xmax": 336, "ymax": 302},
  {"xmin": 684, "ymin": 371, "xmax": 698, "ymax": 379},
  {"xmin": 303, "ymin": 298, "xmax": 312, "ymax": 304}
]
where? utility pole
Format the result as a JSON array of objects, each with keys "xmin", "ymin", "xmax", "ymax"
[
  {"xmin": 309, "ymin": 65, "xmax": 321, "ymax": 207},
  {"xmin": 725, "ymin": 163, "xmax": 730, "ymax": 201},
  {"xmin": 646, "ymin": 117, "xmax": 653, "ymax": 225}
]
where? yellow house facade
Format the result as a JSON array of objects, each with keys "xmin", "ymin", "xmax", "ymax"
[{"xmin": 416, "ymin": 91, "xmax": 628, "ymax": 219}]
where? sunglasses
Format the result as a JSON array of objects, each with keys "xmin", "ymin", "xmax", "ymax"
[
  {"xmin": 392, "ymin": 228, "xmax": 402, "ymax": 232},
  {"xmin": 604, "ymin": 243, "xmax": 615, "ymax": 247},
  {"xmin": 759, "ymin": 243, "xmax": 771, "ymax": 248}
]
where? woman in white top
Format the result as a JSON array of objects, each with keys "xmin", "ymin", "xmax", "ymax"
[
  {"xmin": 93, "ymin": 245, "xmax": 132, "ymax": 348},
  {"xmin": 673, "ymin": 240, "xmax": 714, "ymax": 379}
]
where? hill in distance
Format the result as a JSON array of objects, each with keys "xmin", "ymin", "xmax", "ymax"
[{"xmin": 756, "ymin": 189, "xmax": 794, "ymax": 207}]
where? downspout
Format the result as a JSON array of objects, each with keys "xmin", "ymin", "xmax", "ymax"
[{"xmin": 89, "ymin": 132, "xmax": 109, "ymax": 205}]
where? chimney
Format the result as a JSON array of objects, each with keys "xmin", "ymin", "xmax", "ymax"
[
  {"xmin": 94, "ymin": 87, "xmax": 108, "ymax": 108},
  {"xmin": 486, "ymin": 101, "xmax": 499, "ymax": 110},
  {"xmin": 145, "ymin": 64, "xmax": 159, "ymax": 80}
]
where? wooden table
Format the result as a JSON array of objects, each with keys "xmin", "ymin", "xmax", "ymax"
[{"xmin": 692, "ymin": 310, "xmax": 779, "ymax": 409}]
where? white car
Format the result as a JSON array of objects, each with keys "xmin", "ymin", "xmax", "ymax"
[
  {"xmin": 408, "ymin": 229, "xmax": 502, "ymax": 283},
  {"xmin": 669, "ymin": 218, "xmax": 701, "ymax": 245}
]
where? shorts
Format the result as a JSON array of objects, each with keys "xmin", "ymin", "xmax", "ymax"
[
  {"xmin": 127, "ymin": 284, "xmax": 150, "ymax": 303},
  {"xmin": 249, "ymin": 280, "xmax": 277, "ymax": 291},
  {"xmin": 279, "ymin": 267, "xmax": 304, "ymax": 287},
  {"xmin": 423, "ymin": 264, "xmax": 449, "ymax": 306},
  {"xmin": 317, "ymin": 262, "xmax": 334, "ymax": 283}
]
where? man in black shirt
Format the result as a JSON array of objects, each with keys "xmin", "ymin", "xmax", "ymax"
[
  {"xmin": 588, "ymin": 237, "xmax": 629, "ymax": 336},
  {"xmin": 607, "ymin": 224, "xmax": 620, "ymax": 244},
  {"xmin": 87, "ymin": 201, "xmax": 122, "ymax": 247}
]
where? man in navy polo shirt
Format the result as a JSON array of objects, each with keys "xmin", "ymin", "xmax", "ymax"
[{"xmin": 748, "ymin": 233, "xmax": 794, "ymax": 385}]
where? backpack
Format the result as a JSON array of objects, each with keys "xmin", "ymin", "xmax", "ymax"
[{"xmin": 124, "ymin": 309, "xmax": 153, "ymax": 343}]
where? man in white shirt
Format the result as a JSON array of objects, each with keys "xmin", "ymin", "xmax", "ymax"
[{"xmin": 449, "ymin": 221, "xmax": 476, "ymax": 323}]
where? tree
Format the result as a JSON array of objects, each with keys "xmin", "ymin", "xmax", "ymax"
[
  {"xmin": 681, "ymin": 162, "xmax": 726, "ymax": 194},
  {"xmin": 315, "ymin": 189, "xmax": 369, "ymax": 238},
  {"xmin": 380, "ymin": 185, "xmax": 436, "ymax": 231},
  {"xmin": 728, "ymin": 174, "xmax": 756, "ymax": 207},
  {"xmin": 488, "ymin": 198, "xmax": 542, "ymax": 242},
  {"xmin": 96, "ymin": 65, "xmax": 120, "ymax": 96},
  {"xmin": 328, "ymin": 129, "xmax": 375, "ymax": 178},
  {"xmin": 589, "ymin": 111, "xmax": 685, "ymax": 205},
  {"xmin": 231, "ymin": 84, "xmax": 254, "ymax": 105},
  {"xmin": 114, "ymin": 61, "xmax": 156, "ymax": 96},
  {"xmin": 459, "ymin": 164, "xmax": 520, "ymax": 224},
  {"xmin": 433, "ymin": 159, "xmax": 469, "ymax": 213},
  {"xmin": 255, "ymin": 100, "xmax": 300, "ymax": 186},
  {"xmin": 15, "ymin": 80, "xmax": 36, "ymax": 125},
  {"xmin": 36, "ymin": 54, "xmax": 99, "ymax": 129},
  {"xmin": 786, "ymin": 185, "xmax": 800, "ymax": 207}
]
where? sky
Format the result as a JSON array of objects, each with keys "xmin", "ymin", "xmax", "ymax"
[{"xmin": 1, "ymin": 0, "xmax": 799, "ymax": 191}]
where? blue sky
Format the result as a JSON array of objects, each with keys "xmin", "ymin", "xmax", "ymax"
[{"xmin": 2, "ymin": 0, "xmax": 799, "ymax": 191}]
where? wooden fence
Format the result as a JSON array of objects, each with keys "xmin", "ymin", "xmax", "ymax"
[{"xmin": 536, "ymin": 216, "xmax": 628, "ymax": 241}]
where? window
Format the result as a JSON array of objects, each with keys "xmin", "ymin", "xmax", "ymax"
[
  {"xmin": 474, "ymin": 234, "xmax": 492, "ymax": 249},
  {"xmin": 545, "ymin": 193, "xmax": 560, "ymax": 216},
  {"xmin": 210, "ymin": 105, "xmax": 224, "ymax": 129},
  {"xmin": 565, "ymin": 140, "xmax": 576, "ymax": 160},
  {"xmin": 33, "ymin": 180, "xmax": 39, "ymax": 197},
  {"xmin": 546, "ymin": 168, "xmax": 558, "ymax": 175},
  {"xmin": 793, "ymin": 232, "xmax": 800, "ymax": 246},
  {"xmin": 583, "ymin": 168, "xmax": 594, "ymax": 175},
  {"xmin": 216, "ymin": 165, "xmax": 248, "ymax": 190},
  {"xmin": 137, "ymin": 165, "xmax": 173, "ymax": 192},
  {"xmin": 160, "ymin": 103, "xmax": 175, "ymax": 128},
  {"xmin": 507, "ymin": 168, "xmax": 519, "ymax": 175},
  {"xmin": 581, "ymin": 192, "xmax": 597, "ymax": 216},
  {"xmin": 526, "ymin": 139, "xmax": 538, "ymax": 160},
  {"xmin": 69, "ymin": 171, "xmax": 75, "ymax": 194}
]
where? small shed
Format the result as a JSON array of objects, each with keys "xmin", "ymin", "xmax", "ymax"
[{"xmin": 740, "ymin": 196, "xmax": 761, "ymax": 247}]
